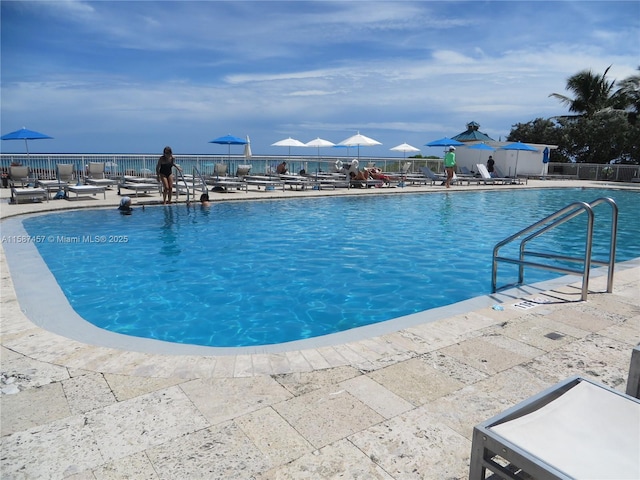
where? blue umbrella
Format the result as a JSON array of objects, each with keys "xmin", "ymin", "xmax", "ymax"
[
  {"xmin": 468, "ymin": 143, "xmax": 495, "ymax": 151},
  {"xmin": 542, "ymin": 146, "xmax": 550, "ymax": 177},
  {"xmin": 542, "ymin": 147, "xmax": 550, "ymax": 163},
  {"xmin": 1, "ymin": 127, "xmax": 53, "ymax": 158},
  {"xmin": 425, "ymin": 137, "xmax": 464, "ymax": 147},
  {"xmin": 500, "ymin": 141, "xmax": 538, "ymax": 177},
  {"xmin": 209, "ymin": 134, "xmax": 247, "ymax": 162},
  {"xmin": 468, "ymin": 142, "xmax": 496, "ymax": 167}
]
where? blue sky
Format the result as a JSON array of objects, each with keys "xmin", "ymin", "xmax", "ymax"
[{"xmin": 1, "ymin": 1, "xmax": 638, "ymax": 156}]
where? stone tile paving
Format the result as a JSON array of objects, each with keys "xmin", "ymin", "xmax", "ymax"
[{"xmin": 1, "ymin": 182, "xmax": 639, "ymax": 479}]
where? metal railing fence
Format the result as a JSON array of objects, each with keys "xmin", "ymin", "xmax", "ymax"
[
  {"xmin": 0, "ymin": 154, "xmax": 443, "ymax": 181},
  {"xmin": 2, "ymin": 154, "xmax": 637, "ymax": 182}
]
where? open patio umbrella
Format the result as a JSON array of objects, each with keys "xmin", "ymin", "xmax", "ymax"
[
  {"xmin": 305, "ymin": 137, "xmax": 335, "ymax": 156},
  {"xmin": 209, "ymin": 134, "xmax": 247, "ymax": 162},
  {"xmin": 391, "ymin": 142, "xmax": 420, "ymax": 175},
  {"xmin": 305, "ymin": 137, "xmax": 335, "ymax": 175},
  {"xmin": 272, "ymin": 137, "xmax": 306, "ymax": 160},
  {"xmin": 1, "ymin": 127, "xmax": 53, "ymax": 158},
  {"xmin": 425, "ymin": 137, "xmax": 463, "ymax": 148},
  {"xmin": 338, "ymin": 131, "xmax": 381, "ymax": 159},
  {"xmin": 468, "ymin": 142, "xmax": 496, "ymax": 166},
  {"xmin": 500, "ymin": 141, "xmax": 538, "ymax": 177},
  {"xmin": 468, "ymin": 143, "xmax": 495, "ymax": 151},
  {"xmin": 390, "ymin": 142, "xmax": 420, "ymax": 159}
]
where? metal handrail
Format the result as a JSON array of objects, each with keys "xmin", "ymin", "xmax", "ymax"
[
  {"xmin": 190, "ymin": 166, "xmax": 209, "ymax": 199},
  {"xmin": 174, "ymin": 168, "xmax": 190, "ymax": 204},
  {"xmin": 492, "ymin": 197, "xmax": 618, "ymax": 301}
]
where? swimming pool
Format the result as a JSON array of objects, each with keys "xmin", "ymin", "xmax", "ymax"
[{"xmin": 12, "ymin": 188, "xmax": 640, "ymax": 348}]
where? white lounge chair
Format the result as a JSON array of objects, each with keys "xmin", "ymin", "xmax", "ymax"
[
  {"xmin": 65, "ymin": 185, "xmax": 106, "ymax": 200},
  {"xmin": 117, "ymin": 173, "xmax": 161, "ymax": 197},
  {"xmin": 627, "ymin": 345, "xmax": 640, "ymax": 399},
  {"xmin": 474, "ymin": 164, "xmax": 526, "ymax": 185},
  {"xmin": 38, "ymin": 163, "xmax": 75, "ymax": 196},
  {"xmin": 469, "ymin": 164, "xmax": 512, "ymax": 184},
  {"xmin": 10, "ymin": 166, "xmax": 47, "ymax": 203},
  {"xmin": 213, "ymin": 163, "xmax": 228, "ymax": 177},
  {"xmin": 9, "ymin": 165, "xmax": 31, "ymax": 188},
  {"xmin": 236, "ymin": 165, "xmax": 252, "ymax": 178},
  {"xmin": 85, "ymin": 162, "xmax": 117, "ymax": 188},
  {"xmin": 470, "ymin": 376, "xmax": 640, "ymax": 480}
]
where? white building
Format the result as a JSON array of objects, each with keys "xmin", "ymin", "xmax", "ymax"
[
  {"xmin": 436, "ymin": 122, "xmax": 558, "ymax": 177},
  {"xmin": 452, "ymin": 141, "xmax": 558, "ymax": 177}
]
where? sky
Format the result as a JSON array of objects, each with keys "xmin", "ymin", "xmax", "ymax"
[{"xmin": 1, "ymin": 1, "xmax": 638, "ymax": 157}]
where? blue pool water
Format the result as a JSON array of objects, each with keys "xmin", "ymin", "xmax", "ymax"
[{"xmin": 22, "ymin": 188, "xmax": 639, "ymax": 347}]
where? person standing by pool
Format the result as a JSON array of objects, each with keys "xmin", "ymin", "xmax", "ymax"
[
  {"xmin": 156, "ymin": 146, "xmax": 182, "ymax": 204},
  {"xmin": 444, "ymin": 146, "xmax": 456, "ymax": 188}
]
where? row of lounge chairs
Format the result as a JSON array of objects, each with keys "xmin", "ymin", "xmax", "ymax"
[
  {"xmin": 420, "ymin": 164, "xmax": 527, "ymax": 186},
  {"xmin": 6, "ymin": 160, "xmax": 528, "ymax": 204},
  {"xmin": 7, "ymin": 163, "xmax": 115, "ymax": 203}
]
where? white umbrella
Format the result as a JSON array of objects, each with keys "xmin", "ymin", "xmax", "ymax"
[
  {"xmin": 305, "ymin": 137, "xmax": 335, "ymax": 152},
  {"xmin": 305, "ymin": 137, "xmax": 335, "ymax": 175},
  {"xmin": 243, "ymin": 135, "xmax": 252, "ymax": 160},
  {"xmin": 391, "ymin": 142, "xmax": 420, "ymax": 175},
  {"xmin": 390, "ymin": 142, "xmax": 420, "ymax": 159},
  {"xmin": 338, "ymin": 131, "xmax": 381, "ymax": 159},
  {"xmin": 272, "ymin": 137, "xmax": 306, "ymax": 159}
]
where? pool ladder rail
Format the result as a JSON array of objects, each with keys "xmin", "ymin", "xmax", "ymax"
[
  {"xmin": 173, "ymin": 166, "xmax": 209, "ymax": 203},
  {"xmin": 492, "ymin": 197, "xmax": 618, "ymax": 301}
]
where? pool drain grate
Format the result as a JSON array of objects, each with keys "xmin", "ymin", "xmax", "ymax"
[{"xmin": 512, "ymin": 297, "xmax": 550, "ymax": 310}]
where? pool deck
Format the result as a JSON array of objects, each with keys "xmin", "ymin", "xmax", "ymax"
[{"xmin": 1, "ymin": 180, "xmax": 639, "ymax": 479}]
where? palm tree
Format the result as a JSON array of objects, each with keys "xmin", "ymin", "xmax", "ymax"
[
  {"xmin": 549, "ymin": 66, "xmax": 617, "ymax": 117},
  {"xmin": 613, "ymin": 67, "xmax": 640, "ymax": 123}
]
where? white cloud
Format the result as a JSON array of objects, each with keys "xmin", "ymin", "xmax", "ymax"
[{"xmin": 1, "ymin": 1, "xmax": 637, "ymax": 154}]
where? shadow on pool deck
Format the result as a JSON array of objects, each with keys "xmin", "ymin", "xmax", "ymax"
[{"xmin": 1, "ymin": 181, "xmax": 639, "ymax": 478}]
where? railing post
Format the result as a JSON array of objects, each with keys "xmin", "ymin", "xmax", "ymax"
[{"xmin": 580, "ymin": 208, "xmax": 595, "ymax": 301}]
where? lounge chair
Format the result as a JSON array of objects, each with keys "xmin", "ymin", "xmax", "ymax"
[
  {"xmin": 420, "ymin": 166, "xmax": 462, "ymax": 185},
  {"xmin": 37, "ymin": 164, "xmax": 75, "ymax": 197},
  {"xmin": 469, "ymin": 376, "xmax": 640, "ymax": 480},
  {"xmin": 85, "ymin": 162, "xmax": 117, "ymax": 188},
  {"xmin": 627, "ymin": 344, "xmax": 640, "ymax": 399},
  {"xmin": 236, "ymin": 165, "xmax": 252, "ymax": 178},
  {"xmin": 459, "ymin": 166, "xmax": 475, "ymax": 177},
  {"xmin": 213, "ymin": 163, "xmax": 228, "ymax": 177},
  {"xmin": 9, "ymin": 165, "xmax": 31, "ymax": 188},
  {"xmin": 9, "ymin": 165, "xmax": 47, "ymax": 203},
  {"xmin": 244, "ymin": 175, "xmax": 285, "ymax": 191},
  {"xmin": 118, "ymin": 174, "xmax": 161, "ymax": 197},
  {"xmin": 470, "ymin": 164, "xmax": 511, "ymax": 184},
  {"xmin": 65, "ymin": 185, "xmax": 106, "ymax": 200},
  {"xmin": 475, "ymin": 164, "xmax": 526, "ymax": 185}
]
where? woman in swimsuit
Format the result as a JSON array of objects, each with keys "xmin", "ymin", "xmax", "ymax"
[{"xmin": 156, "ymin": 146, "xmax": 182, "ymax": 204}]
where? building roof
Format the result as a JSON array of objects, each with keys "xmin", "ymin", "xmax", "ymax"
[{"xmin": 452, "ymin": 121, "xmax": 495, "ymax": 142}]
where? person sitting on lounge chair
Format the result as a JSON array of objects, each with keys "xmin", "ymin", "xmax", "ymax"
[
  {"xmin": 349, "ymin": 169, "xmax": 370, "ymax": 187},
  {"xmin": 367, "ymin": 167, "xmax": 391, "ymax": 185},
  {"xmin": 276, "ymin": 161, "xmax": 288, "ymax": 174}
]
